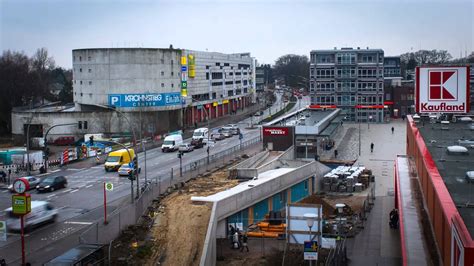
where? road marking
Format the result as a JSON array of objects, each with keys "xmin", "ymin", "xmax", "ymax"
[
  {"xmin": 62, "ymin": 188, "xmax": 72, "ymax": 193},
  {"xmin": 1, "ymin": 190, "xmax": 8, "ymax": 193},
  {"xmin": 69, "ymin": 189, "xmax": 79, "ymax": 193},
  {"xmin": 85, "ymin": 184, "xmax": 93, "ymax": 188},
  {"xmin": 91, "ymin": 166, "xmax": 103, "ymax": 169},
  {"xmin": 47, "ymin": 193, "xmax": 57, "ymax": 198},
  {"xmin": 51, "ymin": 169, "xmax": 60, "ymax": 173},
  {"xmin": 68, "ymin": 168, "xmax": 85, "ymax": 171},
  {"xmin": 64, "ymin": 221, "xmax": 93, "ymax": 225}
]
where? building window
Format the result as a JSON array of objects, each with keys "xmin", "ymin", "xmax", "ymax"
[
  {"xmin": 80, "ymin": 81, "xmax": 82, "ymax": 85},
  {"xmin": 80, "ymin": 68, "xmax": 82, "ymax": 72},
  {"xmin": 171, "ymin": 60, "xmax": 174, "ymax": 64},
  {"xmin": 304, "ymin": 180, "xmax": 308, "ymax": 190},
  {"xmin": 171, "ymin": 83, "xmax": 174, "ymax": 88},
  {"xmin": 160, "ymin": 59, "xmax": 164, "ymax": 63},
  {"xmin": 80, "ymin": 93, "xmax": 83, "ymax": 96},
  {"xmin": 73, "ymin": 56, "xmax": 76, "ymax": 61},
  {"xmin": 89, "ymin": 81, "xmax": 92, "ymax": 85},
  {"xmin": 206, "ymin": 73, "xmax": 209, "ymax": 80},
  {"xmin": 161, "ymin": 71, "xmax": 165, "ymax": 76},
  {"xmin": 88, "ymin": 56, "xmax": 91, "ymax": 61},
  {"xmin": 79, "ymin": 56, "xmax": 82, "ymax": 61},
  {"xmin": 161, "ymin": 83, "xmax": 164, "ymax": 88},
  {"xmin": 171, "ymin": 71, "xmax": 174, "ymax": 76},
  {"xmin": 88, "ymin": 69, "xmax": 91, "ymax": 73}
]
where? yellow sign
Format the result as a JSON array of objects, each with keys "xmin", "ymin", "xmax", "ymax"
[
  {"xmin": 213, "ymin": 102, "xmax": 218, "ymax": 107},
  {"xmin": 12, "ymin": 194, "xmax": 31, "ymax": 215},
  {"xmin": 181, "ymin": 56, "xmax": 187, "ymax": 65},
  {"xmin": 181, "ymin": 89, "xmax": 188, "ymax": 97},
  {"xmin": 222, "ymin": 99, "xmax": 229, "ymax": 104},
  {"xmin": 188, "ymin": 54, "xmax": 195, "ymax": 78}
]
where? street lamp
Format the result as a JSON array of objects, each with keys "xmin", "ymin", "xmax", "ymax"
[{"xmin": 304, "ymin": 213, "xmax": 317, "ymax": 266}]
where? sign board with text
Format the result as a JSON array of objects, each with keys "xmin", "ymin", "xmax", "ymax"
[
  {"xmin": 108, "ymin": 93, "xmax": 181, "ymax": 108},
  {"xmin": 12, "ymin": 194, "xmax": 31, "ymax": 215},
  {"xmin": 416, "ymin": 66, "xmax": 470, "ymax": 113},
  {"xmin": 0, "ymin": 221, "xmax": 6, "ymax": 241},
  {"xmin": 304, "ymin": 240, "xmax": 318, "ymax": 260}
]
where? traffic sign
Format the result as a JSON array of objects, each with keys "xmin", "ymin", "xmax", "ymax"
[
  {"xmin": 181, "ymin": 81, "xmax": 188, "ymax": 89},
  {"xmin": 129, "ymin": 162, "xmax": 135, "ymax": 169},
  {"xmin": 304, "ymin": 240, "xmax": 318, "ymax": 260},
  {"xmin": 13, "ymin": 179, "xmax": 29, "ymax": 194},
  {"xmin": 0, "ymin": 221, "xmax": 6, "ymax": 241},
  {"xmin": 12, "ymin": 194, "xmax": 31, "ymax": 215},
  {"xmin": 181, "ymin": 66, "xmax": 187, "ymax": 72},
  {"xmin": 105, "ymin": 182, "xmax": 114, "ymax": 191}
]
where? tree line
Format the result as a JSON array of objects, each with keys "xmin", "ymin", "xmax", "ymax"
[{"xmin": 0, "ymin": 48, "xmax": 72, "ymax": 135}]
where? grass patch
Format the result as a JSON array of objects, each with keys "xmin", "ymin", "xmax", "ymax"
[{"xmin": 261, "ymin": 101, "xmax": 296, "ymax": 123}]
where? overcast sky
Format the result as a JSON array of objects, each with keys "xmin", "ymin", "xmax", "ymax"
[{"xmin": 1, "ymin": 0, "xmax": 472, "ymax": 68}]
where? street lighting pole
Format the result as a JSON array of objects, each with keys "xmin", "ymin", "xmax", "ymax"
[{"xmin": 304, "ymin": 213, "xmax": 317, "ymax": 266}]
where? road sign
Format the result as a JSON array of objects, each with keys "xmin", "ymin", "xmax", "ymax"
[
  {"xmin": 416, "ymin": 66, "xmax": 470, "ymax": 113},
  {"xmin": 304, "ymin": 240, "xmax": 318, "ymax": 260},
  {"xmin": 128, "ymin": 162, "xmax": 135, "ymax": 168},
  {"xmin": 12, "ymin": 194, "xmax": 31, "ymax": 215},
  {"xmin": 0, "ymin": 221, "xmax": 6, "ymax": 241},
  {"xmin": 105, "ymin": 182, "xmax": 114, "ymax": 191},
  {"xmin": 181, "ymin": 66, "xmax": 187, "ymax": 72},
  {"xmin": 181, "ymin": 81, "xmax": 188, "ymax": 89},
  {"xmin": 13, "ymin": 179, "xmax": 29, "ymax": 194}
]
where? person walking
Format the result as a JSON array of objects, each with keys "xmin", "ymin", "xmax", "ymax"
[
  {"xmin": 370, "ymin": 142, "xmax": 374, "ymax": 153},
  {"xmin": 334, "ymin": 149, "xmax": 338, "ymax": 159},
  {"xmin": 391, "ymin": 126, "xmax": 394, "ymax": 134},
  {"xmin": 240, "ymin": 233, "xmax": 249, "ymax": 252}
]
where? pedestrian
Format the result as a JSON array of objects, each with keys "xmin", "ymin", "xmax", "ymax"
[
  {"xmin": 391, "ymin": 126, "xmax": 394, "ymax": 134},
  {"xmin": 334, "ymin": 149, "xmax": 338, "ymax": 158},
  {"xmin": 240, "ymin": 233, "xmax": 249, "ymax": 252},
  {"xmin": 7, "ymin": 168, "xmax": 11, "ymax": 185},
  {"xmin": 229, "ymin": 225, "xmax": 235, "ymax": 247},
  {"xmin": 194, "ymin": 122, "xmax": 198, "ymax": 129},
  {"xmin": 370, "ymin": 142, "xmax": 374, "ymax": 153},
  {"xmin": 232, "ymin": 231, "xmax": 240, "ymax": 249}
]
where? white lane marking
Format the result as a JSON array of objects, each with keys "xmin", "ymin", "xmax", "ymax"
[
  {"xmin": 91, "ymin": 166, "xmax": 103, "ymax": 169},
  {"xmin": 1, "ymin": 190, "xmax": 8, "ymax": 193},
  {"xmin": 51, "ymin": 169, "xmax": 60, "ymax": 173},
  {"xmin": 69, "ymin": 189, "xmax": 79, "ymax": 193},
  {"xmin": 64, "ymin": 221, "xmax": 93, "ymax": 225},
  {"xmin": 85, "ymin": 184, "xmax": 93, "ymax": 188},
  {"xmin": 47, "ymin": 193, "xmax": 57, "ymax": 198},
  {"xmin": 62, "ymin": 188, "xmax": 72, "ymax": 193}
]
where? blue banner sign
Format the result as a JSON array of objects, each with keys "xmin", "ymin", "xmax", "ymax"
[{"xmin": 108, "ymin": 93, "xmax": 181, "ymax": 108}]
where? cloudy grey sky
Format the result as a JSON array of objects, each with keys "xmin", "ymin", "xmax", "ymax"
[{"xmin": 1, "ymin": 0, "xmax": 472, "ymax": 68}]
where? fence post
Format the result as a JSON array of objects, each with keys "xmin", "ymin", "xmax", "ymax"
[
  {"xmin": 96, "ymin": 222, "xmax": 99, "ymax": 243},
  {"xmin": 170, "ymin": 168, "xmax": 173, "ymax": 187}
]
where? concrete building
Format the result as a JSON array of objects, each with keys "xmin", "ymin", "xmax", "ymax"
[
  {"xmin": 404, "ymin": 115, "xmax": 474, "ymax": 265},
  {"xmin": 383, "ymin": 56, "xmax": 402, "ymax": 87},
  {"xmin": 384, "ymin": 80, "xmax": 415, "ymax": 118},
  {"xmin": 255, "ymin": 64, "xmax": 271, "ymax": 92},
  {"xmin": 309, "ymin": 47, "xmax": 385, "ymax": 122},
  {"xmin": 12, "ymin": 48, "xmax": 257, "ymax": 141}
]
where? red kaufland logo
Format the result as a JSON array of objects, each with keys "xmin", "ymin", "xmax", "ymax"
[{"xmin": 428, "ymin": 70, "xmax": 457, "ymax": 100}]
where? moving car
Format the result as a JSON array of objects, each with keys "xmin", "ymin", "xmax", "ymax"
[
  {"xmin": 161, "ymin": 134, "xmax": 183, "ymax": 152},
  {"xmin": 178, "ymin": 143, "xmax": 194, "ymax": 153},
  {"xmin": 224, "ymin": 124, "xmax": 240, "ymax": 135},
  {"xmin": 8, "ymin": 176, "xmax": 41, "ymax": 192},
  {"xmin": 190, "ymin": 138, "xmax": 205, "ymax": 149},
  {"xmin": 118, "ymin": 164, "xmax": 140, "ymax": 177},
  {"xmin": 4, "ymin": 201, "xmax": 58, "ymax": 231},
  {"xmin": 466, "ymin": 171, "xmax": 474, "ymax": 183},
  {"xmin": 104, "ymin": 149, "xmax": 136, "ymax": 172},
  {"xmin": 192, "ymin": 128, "xmax": 209, "ymax": 143},
  {"xmin": 211, "ymin": 131, "xmax": 225, "ymax": 141},
  {"xmin": 36, "ymin": 176, "xmax": 68, "ymax": 192}
]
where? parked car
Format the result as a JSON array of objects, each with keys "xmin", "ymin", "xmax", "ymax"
[
  {"xmin": 118, "ymin": 164, "xmax": 140, "ymax": 177},
  {"xmin": 4, "ymin": 201, "xmax": 58, "ymax": 231},
  {"xmin": 8, "ymin": 176, "xmax": 41, "ymax": 192},
  {"xmin": 178, "ymin": 143, "xmax": 194, "ymax": 153},
  {"xmin": 190, "ymin": 138, "xmax": 205, "ymax": 149},
  {"xmin": 53, "ymin": 136, "xmax": 75, "ymax": 146},
  {"xmin": 36, "ymin": 176, "xmax": 68, "ymax": 192},
  {"xmin": 466, "ymin": 171, "xmax": 474, "ymax": 183},
  {"xmin": 458, "ymin": 139, "xmax": 474, "ymax": 148},
  {"xmin": 161, "ymin": 134, "xmax": 183, "ymax": 152},
  {"xmin": 254, "ymin": 111, "xmax": 264, "ymax": 116},
  {"xmin": 211, "ymin": 131, "xmax": 225, "ymax": 141}
]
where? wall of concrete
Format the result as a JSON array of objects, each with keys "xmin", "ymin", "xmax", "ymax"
[{"xmin": 11, "ymin": 109, "xmax": 180, "ymax": 141}]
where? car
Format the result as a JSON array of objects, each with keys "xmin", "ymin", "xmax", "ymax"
[
  {"xmin": 225, "ymin": 124, "xmax": 240, "ymax": 135},
  {"xmin": 190, "ymin": 138, "xmax": 205, "ymax": 149},
  {"xmin": 254, "ymin": 111, "xmax": 264, "ymax": 116},
  {"xmin": 36, "ymin": 176, "xmax": 67, "ymax": 192},
  {"xmin": 220, "ymin": 128, "xmax": 233, "ymax": 138},
  {"xmin": 469, "ymin": 124, "xmax": 474, "ymax": 131},
  {"xmin": 466, "ymin": 171, "xmax": 474, "ymax": 183},
  {"xmin": 118, "ymin": 164, "xmax": 140, "ymax": 177},
  {"xmin": 211, "ymin": 132, "xmax": 225, "ymax": 141},
  {"xmin": 178, "ymin": 143, "xmax": 194, "ymax": 153},
  {"xmin": 8, "ymin": 176, "xmax": 41, "ymax": 192},
  {"xmin": 4, "ymin": 201, "xmax": 58, "ymax": 231},
  {"xmin": 458, "ymin": 139, "xmax": 474, "ymax": 148}
]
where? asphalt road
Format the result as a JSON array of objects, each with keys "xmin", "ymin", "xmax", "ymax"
[{"xmin": 0, "ymin": 93, "xmax": 308, "ymax": 264}]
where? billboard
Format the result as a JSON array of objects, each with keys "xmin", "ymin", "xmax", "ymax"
[
  {"xmin": 108, "ymin": 93, "xmax": 181, "ymax": 108},
  {"xmin": 416, "ymin": 66, "xmax": 470, "ymax": 113},
  {"xmin": 263, "ymin": 127, "xmax": 289, "ymax": 136}
]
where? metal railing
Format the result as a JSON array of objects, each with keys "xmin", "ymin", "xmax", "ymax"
[{"xmin": 78, "ymin": 136, "xmax": 262, "ymax": 248}]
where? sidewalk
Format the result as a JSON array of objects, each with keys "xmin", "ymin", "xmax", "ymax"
[{"xmin": 343, "ymin": 120, "xmax": 406, "ymax": 265}]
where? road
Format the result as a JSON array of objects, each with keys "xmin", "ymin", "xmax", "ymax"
[{"xmin": 0, "ymin": 92, "xmax": 309, "ymax": 264}]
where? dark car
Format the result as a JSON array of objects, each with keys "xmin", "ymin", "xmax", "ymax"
[
  {"xmin": 191, "ymin": 138, "xmax": 205, "ymax": 149},
  {"xmin": 36, "ymin": 176, "xmax": 67, "ymax": 192}
]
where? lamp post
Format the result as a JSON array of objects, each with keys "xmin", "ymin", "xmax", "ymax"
[{"xmin": 304, "ymin": 213, "xmax": 317, "ymax": 266}]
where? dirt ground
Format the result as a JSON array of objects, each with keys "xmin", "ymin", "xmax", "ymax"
[
  {"xmin": 147, "ymin": 169, "xmax": 239, "ymax": 266},
  {"xmin": 300, "ymin": 193, "xmax": 368, "ymax": 217}
]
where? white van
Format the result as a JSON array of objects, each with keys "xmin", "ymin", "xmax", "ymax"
[
  {"xmin": 5, "ymin": 201, "xmax": 58, "ymax": 231},
  {"xmin": 161, "ymin": 134, "xmax": 183, "ymax": 152},
  {"xmin": 192, "ymin": 128, "xmax": 209, "ymax": 142}
]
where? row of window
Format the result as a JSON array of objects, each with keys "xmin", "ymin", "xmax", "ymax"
[
  {"xmin": 74, "ymin": 80, "xmax": 176, "ymax": 88},
  {"xmin": 73, "ymin": 55, "xmax": 176, "ymax": 65},
  {"xmin": 311, "ymin": 81, "xmax": 383, "ymax": 89},
  {"xmin": 313, "ymin": 95, "xmax": 383, "ymax": 105},
  {"xmin": 311, "ymin": 53, "xmax": 384, "ymax": 64}
]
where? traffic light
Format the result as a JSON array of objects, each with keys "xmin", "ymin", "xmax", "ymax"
[
  {"xmin": 128, "ymin": 171, "xmax": 136, "ymax": 181},
  {"xmin": 78, "ymin": 121, "xmax": 82, "ymax": 129}
]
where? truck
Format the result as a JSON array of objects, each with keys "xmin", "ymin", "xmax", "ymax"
[{"xmin": 104, "ymin": 148, "xmax": 136, "ymax": 172}]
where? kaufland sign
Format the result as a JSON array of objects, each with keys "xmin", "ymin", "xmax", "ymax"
[{"xmin": 416, "ymin": 66, "xmax": 470, "ymax": 113}]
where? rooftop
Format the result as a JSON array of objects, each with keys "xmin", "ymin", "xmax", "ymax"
[{"xmin": 415, "ymin": 116, "xmax": 474, "ymax": 237}]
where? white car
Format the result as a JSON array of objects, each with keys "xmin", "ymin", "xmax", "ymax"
[
  {"xmin": 118, "ymin": 164, "xmax": 140, "ymax": 176},
  {"xmin": 178, "ymin": 143, "xmax": 194, "ymax": 153},
  {"xmin": 5, "ymin": 201, "xmax": 58, "ymax": 231}
]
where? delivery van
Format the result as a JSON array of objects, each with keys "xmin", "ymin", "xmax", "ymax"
[
  {"xmin": 5, "ymin": 201, "xmax": 58, "ymax": 231},
  {"xmin": 161, "ymin": 134, "xmax": 183, "ymax": 152},
  {"xmin": 192, "ymin": 128, "xmax": 209, "ymax": 142},
  {"xmin": 104, "ymin": 148, "xmax": 136, "ymax": 172}
]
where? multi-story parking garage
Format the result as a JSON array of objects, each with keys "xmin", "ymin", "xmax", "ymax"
[{"xmin": 11, "ymin": 48, "xmax": 257, "ymax": 141}]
